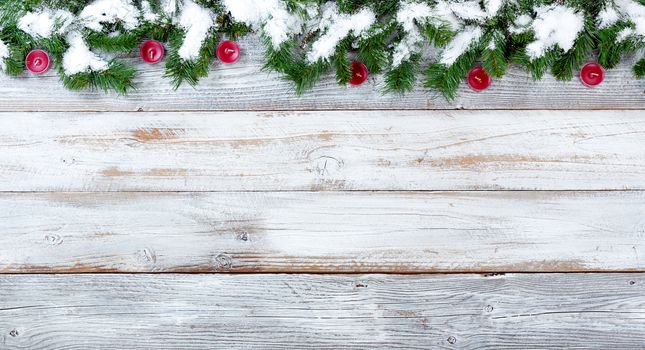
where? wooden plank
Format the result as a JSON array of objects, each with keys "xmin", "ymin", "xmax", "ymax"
[
  {"xmin": 2, "ymin": 110, "xmax": 644, "ymax": 192},
  {"xmin": 2, "ymin": 191, "xmax": 644, "ymax": 273},
  {"xmin": 0, "ymin": 37, "xmax": 643, "ymax": 112},
  {"xmin": 1, "ymin": 273, "xmax": 644, "ymax": 349}
]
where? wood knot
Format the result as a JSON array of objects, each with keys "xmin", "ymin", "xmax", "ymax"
[
  {"xmin": 355, "ymin": 282, "xmax": 368, "ymax": 288},
  {"xmin": 236, "ymin": 232, "xmax": 249, "ymax": 242},
  {"xmin": 447, "ymin": 336, "xmax": 456, "ymax": 344},
  {"xmin": 9, "ymin": 329, "xmax": 18, "ymax": 337},
  {"xmin": 44, "ymin": 234, "xmax": 63, "ymax": 246},
  {"xmin": 60, "ymin": 156, "xmax": 77, "ymax": 166},
  {"xmin": 312, "ymin": 156, "xmax": 344, "ymax": 177},
  {"xmin": 213, "ymin": 253, "xmax": 233, "ymax": 270},
  {"xmin": 629, "ymin": 280, "xmax": 636, "ymax": 285},
  {"xmin": 484, "ymin": 305, "xmax": 494, "ymax": 313},
  {"xmin": 137, "ymin": 248, "xmax": 157, "ymax": 265}
]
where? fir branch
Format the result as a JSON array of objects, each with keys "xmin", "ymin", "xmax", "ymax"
[
  {"xmin": 552, "ymin": 19, "xmax": 595, "ymax": 81},
  {"xmin": 59, "ymin": 60, "xmax": 137, "ymax": 94},
  {"xmin": 357, "ymin": 23, "xmax": 393, "ymax": 74},
  {"xmin": 384, "ymin": 54, "xmax": 419, "ymax": 94},
  {"xmin": 164, "ymin": 27, "xmax": 218, "ymax": 89},
  {"xmin": 333, "ymin": 38, "xmax": 351, "ymax": 85},
  {"xmin": 283, "ymin": 60, "xmax": 331, "ymax": 95},
  {"xmin": 634, "ymin": 58, "xmax": 645, "ymax": 78},
  {"xmin": 481, "ymin": 32, "xmax": 507, "ymax": 78},
  {"xmin": 85, "ymin": 31, "xmax": 141, "ymax": 52},
  {"xmin": 425, "ymin": 49, "xmax": 479, "ymax": 101}
]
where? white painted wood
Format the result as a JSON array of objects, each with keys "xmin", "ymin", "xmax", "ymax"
[
  {"xmin": 1, "ymin": 110, "xmax": 644, "ymax": 192},
  {"xmin": 1, "ymin": 273, "xmax": 644, "ymax": 349},
  {"xmin": 1, "ymin": 191, "xmax": 644, "ymax": 273},
  {"xmin": 0, "ymin": 36, "xmax": 643, "ymax": 111}
]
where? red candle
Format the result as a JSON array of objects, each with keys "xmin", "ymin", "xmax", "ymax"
[
  {"xmin": 217, "ymin": 40, "xmax": 240, "ymax": 64},
  {"xmin": 140, "ymin": 40, "xmax": 165, "ymax": 64},
  {"xmin": 25, "ymin": 49, "xmax": 50, "ymax": 74},
  {"xmin": 467, "ymin": 67, "xmax": 492, "ymax": 91},
  {"xmin": 349, "ymin": 61, "xmax": 369, "ymax": 86},
  {"xmin": 580, "ymin": 63, "xmax": 604, "ymax": 87}
]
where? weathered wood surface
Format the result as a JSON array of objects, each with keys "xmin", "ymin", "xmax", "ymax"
[
  {"xmin": 2, "ymin": 110, "xmax": 644, "ymax": 192},
  {"xmin": 1, "ymin": 273, "xmax": 644, "ymax": 349},
  {"xmin": 0, "ymin": 37, "xmax": 643, "ymax": 112},
  {"xmin": 2, "ymin": 191, "xmax": 644, "ymax": 273}
]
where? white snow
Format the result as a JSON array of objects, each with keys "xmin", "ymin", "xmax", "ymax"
[
  {"xmin": 432, "ymin": 1, "xmax": 462, "ymax": 30},
  {"xmin": 615, "ymin": 0, "xmax": 645, "ymax": 39},
  {"xmin": 450, "ymin": 1, "xmax": 488, "ymax": 22},
  {"xmin": 445, "ymin": 0, "xmax": 503, "ymax": 22},
  {"xmin": 392, "ymin": 1, "xmax": 433, "ymax": 67},
  {"xmin": 0, "ymin": 39, "xmax": 8, "ymax": 71},
  {"xmin": 79, "ymin": 0, "xmax": 140, "ymax": 32},
  {"xmin": 525, "ymin": 5, "xmax": 584, "ymax": 60},
  {"xmin": 63, "ymin": 32, "xmax": 109, "ymax": 75},
  {"xmin": 440, "ymin": 25, "xmax": 482, "ymax": 65},
  {"xmin": 306, "ymin": 3, "xmax": 376, "ymax": 63},
  {"xmin": 140, "ymin": 1, "xmax": 158, "ymax": 22},
  {"xmin": 18, "ymin": 9, "xmax": 74, "ymax": 38},
  {"xmin": 160, "ymin": 0, "xmax": 178, "ymax": 17},
  {"xmin": 223, "ymin": 0, "xmax": 307, "ymax": 49},
  {"xmin": 509, "ymin": 14, "xmax": 532, "ymax": 34},
  {"xmin": 177, "ymin": 0, "xmax": 215, "ymax": 60},
  {"xmin": 484, "ymin": 0, "xmax": 504, "ymax": 17},
  {"xmin": 598, "ymin": 7, "xmax": 620, "ymax": 29}
]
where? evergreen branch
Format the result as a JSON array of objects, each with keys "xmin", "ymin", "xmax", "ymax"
[
  {"xmin": 552, "ymin": 19, "xmax": 595, "ymax": 81},
  {"xmin": 59, "ymin": 60, "xmax": 136, "ymax": 94},
  {"xmin": 384, "ymin": 54, "xmax": 419, "ymax": 94},
  {"xmin": 634, "ymin": 58, "xmax": 645, "ymax": 78},
  {"xmin": 424, "ymin": 49, "xmax": 479, "ymax": 101},
  {"xmin": 334, "ymin": 38, "xmax": 351, "ymax": 85}
]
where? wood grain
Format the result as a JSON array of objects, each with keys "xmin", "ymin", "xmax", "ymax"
[
  {"xmin": 1, "ymin": 110, "xmax": 644, "ymax": 192},
  {"xmin": 1, "ymin": 273, "xmax": 644, "ymax": 349},
  {"xmin": 2, "ymin": 191, "xmax": 644, "ymax": 273},
  {"xmin": 0, "ymin": 37, "xmax": 643, "ymax": 112}
]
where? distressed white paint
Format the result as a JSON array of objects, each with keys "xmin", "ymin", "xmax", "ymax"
[
  {"xmin": 0, "ymin": 36, "xmax": 642, "ymax": 111},
  {"xmin": 0, "ymin": 110, "xmax": 644, "ymax": 192},
  {"xmin": 1, "ymin": 274, "xmax": 644, "ymax": 349},
  {"xmin": 1, "ymin": 191, "xmax": 643, "ymax": 273}
]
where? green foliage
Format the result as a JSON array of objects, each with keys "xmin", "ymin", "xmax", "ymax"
[
  {"xmin": 164, "ymin": 28, "xmax": 219, "ymax": 89},
  {"xmin": 425, "ymin": 49, "xmax": 480, "ymax": 101},
  {"xmin": 384, "ymin": 54, "xmax": 419, "ymax": 94},
  {"xmin": 481, "ymin": 33, "xmax": 507, "ymax": 78},
  {"xmin": 333, "ymin": 41, "xmax": 352, "ymax": 85},
  {"xmin": 60, "ymin": 60, "xmax": 137, "ymax": 94},
  {"xmin": 551, "ymin": 20, "xmax": 595, "ymax": 81},
  {"xmin": 283, "ymin": 60, "xmax": 331, "ymax": 95},
  {"xmin": 634, "ymin": 58, "xmax": 645, "ymax": 78},
  {"xmin": 0, "ymin": 0, "xmax": 644, "ymax": 96}
]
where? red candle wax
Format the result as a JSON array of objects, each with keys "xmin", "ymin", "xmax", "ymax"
[
  {"xmin": 217, "ymin": 41, "xmax": 240, "ymax": 64},
  {"xmin": 467, "ymin": 67, "xmax": 492, "ymax": 91},
  {"xmin": 349, "ymin": 61, "xmax": 369, "ymax": 86},
  {"xmin": 140, "ymin": 40, "xmax": 165, "ymax": 64},
  {"xmin": 580, "ymin": 63, "xmax": 604, "ymax": 87},
  {"xmin": 25, "ymin": 49, "xmax": 50, "ymax": 74}
]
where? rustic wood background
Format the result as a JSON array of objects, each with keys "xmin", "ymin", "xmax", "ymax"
[{"xmin": 1, "ymin": 36, "xmax": 644, "ymax": 349}]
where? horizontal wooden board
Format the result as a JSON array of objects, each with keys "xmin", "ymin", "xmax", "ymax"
[
  {"xmin": 1, "ymin": 273, "xmax": 644, "ymax": 349},
  {"xmin": 2, "ymin": 191, "xmax": 644, "ymax": 273},
  {"xmin": 0, "ymin": 37, "xmax": 643, "ymax": 112},
  {"xmin": 2, "ymin": 110, "xmax": 644, "ymax": 192}
]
